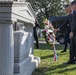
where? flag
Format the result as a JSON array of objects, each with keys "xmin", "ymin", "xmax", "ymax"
[{"xmin": 53, "ymin": 44, "xmax": 58, "ymax": 61}]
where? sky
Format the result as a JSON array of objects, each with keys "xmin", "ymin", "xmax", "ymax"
[{"xmin": 70, "ymin": 0, "xmax": 73, "ymax": 2}]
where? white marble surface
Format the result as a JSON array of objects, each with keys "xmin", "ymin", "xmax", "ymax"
[
  {"xmin": 0, "ymin": 0, "xmax": 13, "ymax": 1},
  {"xmin": 0, "ymin": 23, "xmax": 14, "ymax": 75},
  {"xmin": 14, "ymin": 30, "xmax": 30, "ymax": 63},
  {"xmin": 14, "ymin": 30, "xmax": 40, "ymax": 75},
  {"xmin": 0, "ymin": 2, "xmax": 35, "ymax": 25},
  {"xmin": 14, "ymin": 54, "xmax": 40, "ymax": 75},
  {"xmin": 0, "ymin": 1, "xmax": 40, "ymax": 75}
]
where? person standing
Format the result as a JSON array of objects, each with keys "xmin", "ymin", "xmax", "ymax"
[
  {"xmin": 68, "ymin": 0, "xmax": 76, "ymax": 64},
  {"xmin": 56, "ymin": 1, "xmax": 76, "ymax": 64},
  {"xmin": 54, "ymin": 4, "xmax": 71, "ymax": 53},
  {"xmin": 33, "ymin": 19, "xmax": 40, "ymax": 49}
]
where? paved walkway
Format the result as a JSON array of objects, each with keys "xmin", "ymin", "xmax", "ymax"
[{"xmin": 34, "ymin": 40, "xmax": 59, "ymax": 44}]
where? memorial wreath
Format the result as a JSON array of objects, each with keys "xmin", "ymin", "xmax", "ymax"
[{"xmin": 42, "ymin": 19, "xmax": 58, "ymax": 61}]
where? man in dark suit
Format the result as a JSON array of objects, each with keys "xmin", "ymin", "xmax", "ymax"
[
  {"xmin": 33, "ymin": 19, "xmax": 40, "ymax": 49},
  {"xmin": 55, "ymin": 1, "xmax": 76, "ymax": 64},
  {"xmin": 54, "ymin": 5, "xmax": 73, "ymax": 64},
  {"xmin": 61, "ymin": 24, "xmax": 70, "ymax": 53},
  {"xmin": 61, "ymin": 5, "xmax": 71, "ymax": 53},
  {"xmin": 69, "ymin": 0, "xmax": 76, "ymax": 64},
  {"xmin": 54, "ymin": 5, "xmax": 71, "ymax": 53}
]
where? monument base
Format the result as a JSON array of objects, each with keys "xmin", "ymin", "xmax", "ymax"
[{"xmin": 14, "ymin": 54, "xmax": 40, "ymax": 75}]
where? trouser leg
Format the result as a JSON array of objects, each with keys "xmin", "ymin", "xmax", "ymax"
[
  {"xmin": 34, "ymin": 34, "xmax": 39, "ymax": 48},
  {"xmin": 73, "ymin": 34, "xmax": 76, "ymax": 59},
  {"xmin": 70, "ymin": 37, "xmax": 75, "ymax": 61},
  {"xmin": 63, "ymin": 41, "xmax": 68, "ymax": 52}
]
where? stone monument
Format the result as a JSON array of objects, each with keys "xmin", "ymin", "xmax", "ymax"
[{"xmin": 0, "ymin": 0, "xmax": 40, "ymax": 75}]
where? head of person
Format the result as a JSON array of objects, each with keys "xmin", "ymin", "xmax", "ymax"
[
  {"xmin": 35, "ymin": 19, "xmax": 38, "ymax": 23},
  {"xmin": 64, "ymin": 4, "xmax": 72, "ymax": 14},
  {"xmin": 70, "ymin": 0, "xmax": 76, "ymax": 11}
]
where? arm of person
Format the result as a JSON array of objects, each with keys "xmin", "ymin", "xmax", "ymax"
[
  {"xmin": 71, "ymin": 11, "xmax": 76, "ymax": 34},
  {"xmin": 35, "ymin": 22, "xmax": 41, "ymax": 29},
  {"xmin": 54, "ymin": 19, "xmax": 68, "ymax": 32},
  {"xmin": 58, "ymin": 18, "xmax": 69, "ymax": 30},
  {"xmin": 54, "ymin": 19, "xmax": 69, "ymax": 33}
]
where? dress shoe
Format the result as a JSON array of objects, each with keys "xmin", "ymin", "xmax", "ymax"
[
  {"xmin": 64, "ymin": 60, "xmax": 75, "ymax": 64},
  {"xmin": 74, "ymin": 59, "xmax": 76, "ymax": 62},
  {"xmin": 61, "ymin": 51, "xmax": 66, "ymax": 53}
]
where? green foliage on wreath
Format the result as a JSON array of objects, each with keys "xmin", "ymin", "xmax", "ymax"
[{"xmin": 42, "ymin": 31, "xmax": 53, "ymax": 46}]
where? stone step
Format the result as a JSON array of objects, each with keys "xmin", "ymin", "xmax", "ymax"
[
  {"xmin": 14, "ymin": 56, "xmax": 32, "ymax": 73},
  {"xmin": 14, "ymin": 59, "xmax": 36, "ymax": 75},
  {"xmin": 14, "ymin": 55, "xmax": 40, "ymax": 73},
  {"xmin": 14, "ymin": 52, "xmax": 29, "ymax": 63},
  {"xmin": 14, "ymin": 55, "xmax": 41, "ymax": 75},
  {"xmin": 34, "ymin": 56, "xmax": 41, "ymax": 68}
]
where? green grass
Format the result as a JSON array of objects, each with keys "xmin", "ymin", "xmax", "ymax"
[
  {"xmin": 38, "ymin": 38, "xmax": 45, "ymax": 41},
  {"xmin": 33, "ymin": 43, "xmax": 76, "ymax": 75}
]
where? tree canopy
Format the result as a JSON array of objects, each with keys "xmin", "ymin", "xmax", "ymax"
[{"xmin": 27, "ymin": 0, "xmax": 70, "ymax": 28}]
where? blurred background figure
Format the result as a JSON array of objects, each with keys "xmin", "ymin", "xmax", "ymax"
[{"xmin": 33, "ymin": 19, "xmax": 40, "ymax": 49}]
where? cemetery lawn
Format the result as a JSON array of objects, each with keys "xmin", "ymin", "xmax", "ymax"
[
  {"xmin": 33, "ymin": 43, "xmax": 76, "ymax": 75},
  {"xmin": 38, "ymin": 38, "xmax": 45, "ymax": 41}
]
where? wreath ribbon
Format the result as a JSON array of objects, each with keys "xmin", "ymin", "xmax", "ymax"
[{"xmin": 42, "ymin": 19, "xmax": 58, "ymax": 61}]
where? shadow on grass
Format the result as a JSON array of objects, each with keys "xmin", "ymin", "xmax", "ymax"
[
  {"xmin": 34, "ymin": 43, "xmax": 66, "ymax": 50},
  {"xmin": 34, "ymin": 43, "xmax": 52, "ymax": 50},
  {"xmin": 34, "ymin": 43, "xmax": 70, "ymax": 60},
  {"xmin": 46, "ymin": 65, "xmax": 76, "ymax": 74},
  {"xmin": 58, "ymin": 67, "xmax": 76, "ymax": 74},
  {"xmin": 33, "ymin": 63, "xmax": 76, "ymax": 75},
  {"xmin": 40, "ymin": 54, "xmax": 54, "ymax": 59},
  {"xmin": 33, "ymin": 43, "xmax": 74, "ymax": 75},
  {"xmin": 40, "ymin": 53, "xmax": 66, "ymax": 60},
  {"xmin": 47, "ymin": 63, "xmax": 69, "ymax": 71}
]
